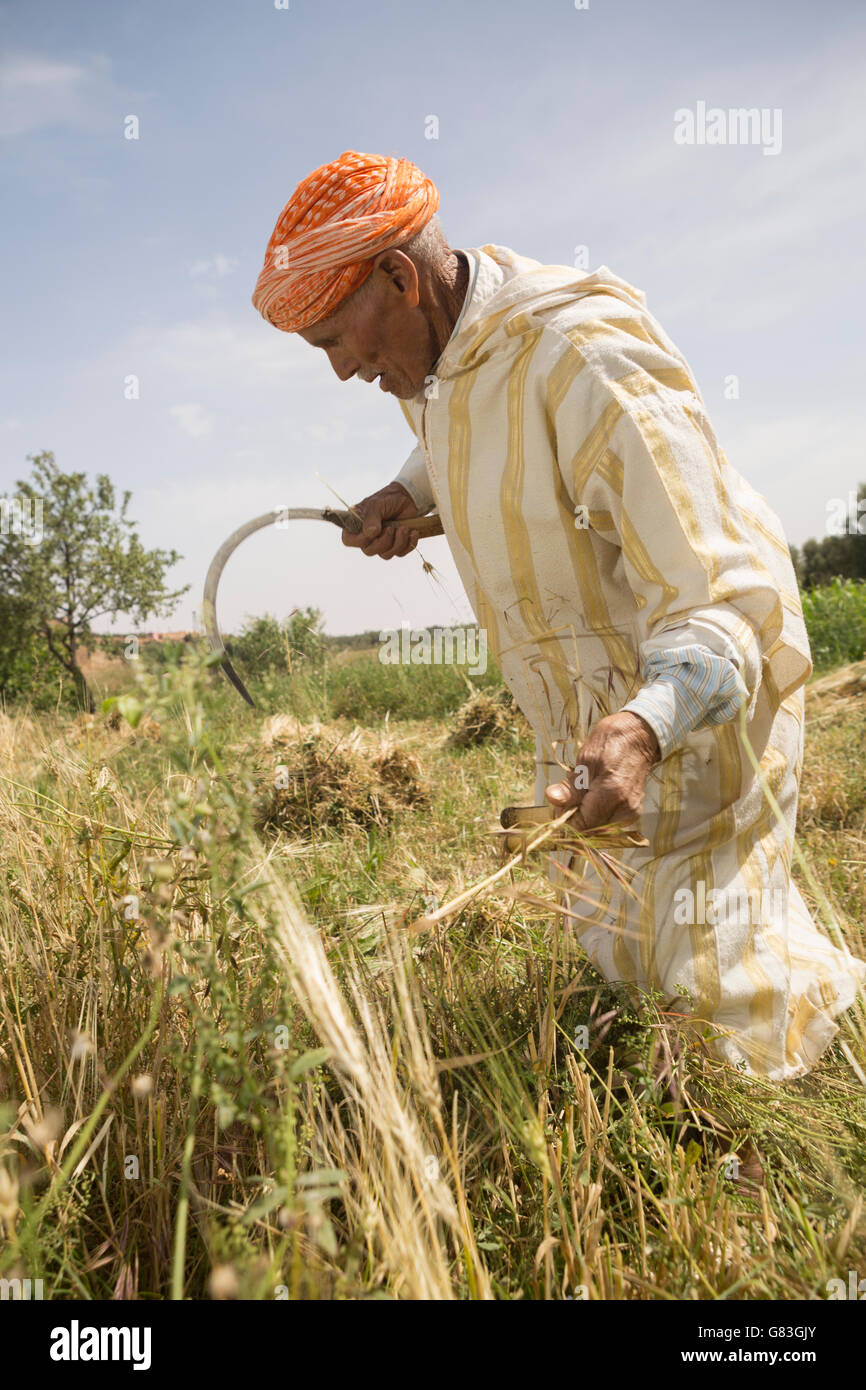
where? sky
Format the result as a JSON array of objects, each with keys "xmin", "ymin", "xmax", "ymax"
[{"xmin": 1, "ymin": 0, "xmax": 865, "ymax": 637}]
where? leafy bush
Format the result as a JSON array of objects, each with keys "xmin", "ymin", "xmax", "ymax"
[
  {"xmin": 801, "ymin": 578, "xmax": 866, "ymax": 673},
  {"xmin": 0, "ymin": 595, "xmax": 71, "ymax": 709},
  {"xmin": 227, "ymin": 608, "xmax": 327, "ymax": 676}
]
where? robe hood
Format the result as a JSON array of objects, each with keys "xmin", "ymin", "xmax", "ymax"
[{"xmin": 434, "ymin": 244, "xmax": 649, "ymax": 377}]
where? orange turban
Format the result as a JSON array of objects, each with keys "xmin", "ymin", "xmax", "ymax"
[{"xmin": 251, "ymin": 150, "xmax": 440, "ymax": 333}]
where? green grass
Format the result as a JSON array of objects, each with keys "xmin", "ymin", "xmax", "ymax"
[
  {"xmin": 66, "ymin": 576, "xmax": 866, "ymax": 712},
  {"xmin": 801, "ymin": 578, "xmax": 866, "ymax": 672},
  {"xmin": 0, "ymin": 642, "xmax": 864, "ymax": 1300}
]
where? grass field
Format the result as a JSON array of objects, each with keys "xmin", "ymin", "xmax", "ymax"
[{"xmin": 0, "ymin": 632, "xmax": 865, "ymax": 1301}]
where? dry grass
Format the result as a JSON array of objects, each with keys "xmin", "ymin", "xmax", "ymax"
[
  {"xmin": 251, "ymin": 717, "xmax": 428, "ymax": 836},
  {"xmin": 0, "ymin": 652, "xmax": 864, "ymax": 1301},
  {"xmin": 795, "ymin": 661, "xmax": 866, "ymax": 968},
  {"xmin": 448, "ymin": 688, "xmax": 530, "ymax": 748}
]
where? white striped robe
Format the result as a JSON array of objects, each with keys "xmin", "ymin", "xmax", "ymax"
[{"xmin": 396, "ymin": 244, "xmax": 865, "ymax": 1079}]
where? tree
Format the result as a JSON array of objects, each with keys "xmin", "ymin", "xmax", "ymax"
[
  {"xmin": 796, "ymin": 482, "xmax": 866, "ymax": 589},
  {"xmin": 228, "ymin": 608, "xmax": 326, "ymax": 675},
  {"xmin": 0, "ymin": 453, "xmax": 189, "ymax": 711},
  {"xmin": 0, "ymin": 593, "xmax": 55, "ymax": 706}
]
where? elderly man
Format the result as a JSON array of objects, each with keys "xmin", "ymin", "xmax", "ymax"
[{"xmin": 253, "ymin": 150, "xmax": 864, "ymax": 1081}]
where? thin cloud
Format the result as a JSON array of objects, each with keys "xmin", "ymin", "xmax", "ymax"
[
  {"xmin": 0, "ymin": 52, "xmax": 121, "ymax": 137},
  {"xmin": 188, "ymin": 254, "xmax": 239, "ymax": 280},
  {"xmin": 169, "ymin": 403, "xmax": 214, "ymax": 439}
]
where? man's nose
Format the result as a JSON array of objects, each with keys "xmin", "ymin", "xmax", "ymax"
[{"xmin": 329, "ymin": 349, "xmax": 360, "ymax": 383}]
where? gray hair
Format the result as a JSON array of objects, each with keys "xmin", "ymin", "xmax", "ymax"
[
  {"xmin": 396, "ymin": 213, "xmax": 451, "ymax": 268},
  {"xmin": 345, "ymin": 214, "xmax": 451, "ymax": 314}
]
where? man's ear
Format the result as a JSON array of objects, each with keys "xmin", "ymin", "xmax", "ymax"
[{"xmin": 374, "ymin": 248, "xmax": 420, "ymax": 309}]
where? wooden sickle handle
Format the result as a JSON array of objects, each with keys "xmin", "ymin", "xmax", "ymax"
[{"xmin": 324, "ymin": 507, "xmax": 445, "ymax": 539}]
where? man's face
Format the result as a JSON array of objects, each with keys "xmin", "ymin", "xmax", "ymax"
[{"xmin": 298, "ymin": 250, "xmax": 438, "ymax": 399}]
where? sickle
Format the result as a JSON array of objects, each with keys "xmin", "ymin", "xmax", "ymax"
[{"xmin": 202, "ymin": 506, "xmax": 444, "ymax": 706}]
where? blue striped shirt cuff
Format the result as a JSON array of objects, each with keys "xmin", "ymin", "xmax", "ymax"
[{"xmin": 621, "ymin": 643, "xmax": 748, "ymax": 761}]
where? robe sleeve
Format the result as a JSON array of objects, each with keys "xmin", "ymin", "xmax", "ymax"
[
  {"xmin": 621, "ymin": 642, "xmax": 748, "ymax": 760},
  {"xmin": 394, "ymin": 442, "xmax": 436, "ymax": 514},
  {"xmin": 548, "ymin": 324, "xmax": 812, "ymax": 719}
]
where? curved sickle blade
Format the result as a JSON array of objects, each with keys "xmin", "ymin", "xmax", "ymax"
[
  {"xmin": 202, "ymin": 507, "xmax": 361, "ymax": 707},
  {"xmin": 203, "ymin": 504, "xmax": 443, "ymax": 706}
]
